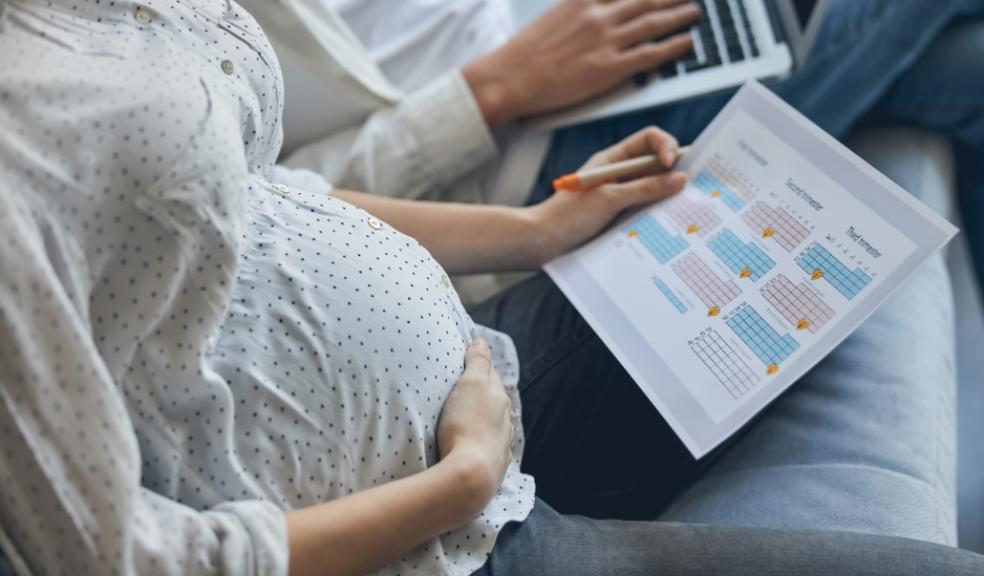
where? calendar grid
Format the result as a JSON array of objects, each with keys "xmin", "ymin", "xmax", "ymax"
[
  {"xmin": 623, "ymin": 214, "xmax": 689, "ymax": 263},
  {"xmin": 662, "ymin": 194, "xmax": 723, "ymax": 237},
  {"xmin": 761, "ymin": 275, "xmax": 835, "ymax": 333},
  {"xmin": 653, "ymin": 277, "xmax": 688, "ymax": 314},
  {"xmin": 689, "ymin": 328, "xmax": 761, "ymax": 399},
  {"xmin": 797, "ymin": 243, "xmax": 872, "ymax": 300},
  {"xmin": 726, "ymin": 305, "xmax": 800, "ymax": 369},
  {"xmin": 742, "ymin": 202, "xmax": 809, "ymax": 252},
  {"xmin": 672, "ymin": 252, "xmax": 741, "ymax": 313},
  {"xmin": 708, "ymin": 229, "xmax": 776, "ymax": 282}
]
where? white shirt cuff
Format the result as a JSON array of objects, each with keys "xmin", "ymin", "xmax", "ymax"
[{"xmin": 400, "ymin": 70, "xmax": 499, "ymax": 192}]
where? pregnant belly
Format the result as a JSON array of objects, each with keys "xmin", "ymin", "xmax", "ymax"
[{"xmin": 211, "ymin": 188, "xmax": 476, "ymax": 506}]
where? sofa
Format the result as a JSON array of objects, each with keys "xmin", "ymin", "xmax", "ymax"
[{"xmin": 850, "ymin": 128, "xmax": 984, "ymax": 555}]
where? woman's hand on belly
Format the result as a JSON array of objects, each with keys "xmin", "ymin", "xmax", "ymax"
[
  {"xmin": 437, "ymin": 339, "xmax": 516, "ymax": 507},
  {"xmin": 284, "ymin": 340, "xmax": 517, "ymax": 576}
]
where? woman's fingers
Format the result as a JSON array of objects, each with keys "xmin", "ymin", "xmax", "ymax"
[
  {"xmin": 604, "ymin": 171, "xmax": 688, "ymax": 208},
  {"xmin": 597, "ymin": 126, "xmax": 681, "ymax": 167},
  {"xmin": 461, "ymin": 339, "xmax": 492, "ymax": 383},
  {"xmin": 614, "ymin": 3, "xmax": 701, "ymax": 48}
]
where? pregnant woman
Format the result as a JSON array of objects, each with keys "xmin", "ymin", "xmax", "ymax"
[{"xmin": 0, "ymin": 1, "xmax": 978, "ymax": 575}]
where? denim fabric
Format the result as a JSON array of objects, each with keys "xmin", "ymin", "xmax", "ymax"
[
  {"xmin": 529, "ymin": 1, "xmax": 984, "ymax": 290},
  {"xmin": 475, "ymin": 499, "xmax": 984, "ymax": 576}
]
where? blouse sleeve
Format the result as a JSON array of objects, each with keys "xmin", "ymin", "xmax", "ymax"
[{"xmin": 0, "ymin": 192, "xmax": 289, "ymax": 576}]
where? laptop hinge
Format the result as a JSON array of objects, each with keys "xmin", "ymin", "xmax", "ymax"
[{"xmin": 764, "ymin": 0, "xmax": 787, "ymax": 42}]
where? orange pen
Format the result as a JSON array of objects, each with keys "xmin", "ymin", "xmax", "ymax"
[{"xmin": 553, "ymin": 146, "xmax": 691, "ymax": 192}]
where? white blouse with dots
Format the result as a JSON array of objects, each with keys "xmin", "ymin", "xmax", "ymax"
[{"xmin": 0, "ymin": 1, "xmax": 534, "ymax": 575}]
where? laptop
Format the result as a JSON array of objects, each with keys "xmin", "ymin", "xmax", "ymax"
[{"xmin": 514, "ymin": 0, "xmax": 829, "ymax": 130}]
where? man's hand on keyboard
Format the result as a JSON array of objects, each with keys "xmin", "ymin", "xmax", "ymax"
[{"xmin": 462, "ymin": 0, "xmax": 700, "ymax": 128}]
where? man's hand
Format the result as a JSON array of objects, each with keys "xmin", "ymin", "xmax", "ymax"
[
  {"xmin": 525, "ymin": 126, "xmax": 688, "ymax": 264},
  {"xmin": 463, "ymin": 0, "xmax": 700, "ymax": 128}
]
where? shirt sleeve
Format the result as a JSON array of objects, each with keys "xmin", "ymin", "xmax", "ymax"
[
  {"xmin": 0, "ymin": 193, "xmax": 289, "ymax": 576},
  {"xmin": 285, "ymin": 70, "xmax": 499, "ymax": 201}
]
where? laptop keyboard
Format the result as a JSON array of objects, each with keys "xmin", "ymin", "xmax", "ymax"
[{"xmin": 644, "ymin": 0, "xmax": 761, "ymax": 84}]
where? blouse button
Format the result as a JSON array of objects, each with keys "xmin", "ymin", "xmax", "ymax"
[
  {"xmin": 134, "ymin": 7, "xmax": 152, "ymax": 25},
  {"xmin": 221, "ymin": 60, "xmax": 235, "ymax": 75},
  {"xmin": 273, "ymin": 184, "xmax": 289, "ymax": 194},
  {"xmin": 367, "ymin": 217, "xmax": 383, "ymax": 231}
]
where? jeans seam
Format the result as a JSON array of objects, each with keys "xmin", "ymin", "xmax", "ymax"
[{"xmin": 518, "ymin": 323, "xmax": 596, "ymax": 395}]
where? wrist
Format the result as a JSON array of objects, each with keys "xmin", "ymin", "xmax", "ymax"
[
  {"xmin": 462, "ymin": 54, "xmax": 524, "ymax": 129},
  {"xmin": 439, "ymin": 445, "xmax": 500, "ymax": 518},
  {"xmin": 520, "ymin": 204, "xmax": 560, "ymax": 267}
]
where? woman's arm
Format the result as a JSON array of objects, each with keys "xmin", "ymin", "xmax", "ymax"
[
  {"xmin": 331, "ymin": 190, "xmax": 545, "ymax": 274},
  {"xmin": 334, "ymin": 127, "xmax": 688, "ymax": 275},
  {"xmin": 285, "ymin": 449, "xmax": 490, "ymax": 576},
  {"xmin": 287, "ymin": 340, "xmax": 514, "ymax": 576}
]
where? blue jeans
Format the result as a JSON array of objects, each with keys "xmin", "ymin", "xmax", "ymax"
[{"xmin": 532, "ymin": 0, "xmax": 984, "ymax": 285}]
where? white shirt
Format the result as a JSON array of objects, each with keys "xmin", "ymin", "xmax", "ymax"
[
  {"xmin": 237, "ymin": 0, "xmax": 551, "ymax": 212},
  {"xmin": 327, "ymin": 0, "xmax": 514, "ymax": 93},
  {"xmin": 0, "ymin": 1, "xmax": 534, "ymax": 575}
]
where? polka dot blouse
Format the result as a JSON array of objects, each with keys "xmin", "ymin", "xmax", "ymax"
[{"xmin": 0, "ymin": 1, "xmax": 534, "ymax": 575}]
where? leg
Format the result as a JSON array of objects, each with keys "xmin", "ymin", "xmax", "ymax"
[
  {"xmin": 472, "ymin": 499, "xmax": 984, "ymax": 576},
  {"xmin": 469, "ymin": 274, "xmax": 703, "ymax": 520},
  {"xmin": 656, "ymin": 131, "xmax": 959, "ymax": 544},
  {"xmin": 870, "ymin": 18, "xmax": 984, "ymax": 286}
]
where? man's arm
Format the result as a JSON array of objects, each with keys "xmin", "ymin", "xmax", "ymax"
[{"xmin": 464, "ymin": 0, "xmax": 700, "ymax": 128}]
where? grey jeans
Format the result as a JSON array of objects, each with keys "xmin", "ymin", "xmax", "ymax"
[{"xmin": 475, "ymin": 499, "xmax": 984, "ymax": 576}]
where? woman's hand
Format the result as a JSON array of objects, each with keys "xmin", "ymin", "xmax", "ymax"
[
  {"xmin": 437, "ymin": 339, "xmax": 515, "ymax": 510},
  {"xmin": 286, "ymin": 339, "xmax": 515, "ymax": 576},
  {"xmin": 526, "ymin": 126, "xmax": 688, "ymax": 265},
  {"xmin": 463, "ymin": 0, "xmax": 700, "ymax": 127}
]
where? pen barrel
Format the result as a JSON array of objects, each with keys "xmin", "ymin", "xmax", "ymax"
[{"xmin": 577, "ymin": 155, "xmax": 662, "ymax": 189}]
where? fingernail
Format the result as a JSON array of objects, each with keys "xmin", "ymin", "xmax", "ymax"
[
  {"xmin": 671, "ymin": 172, "xmax": 688, "ymax": 188},
  {"xmin": 664, "ymin": 148, "xmax": 679, "ymax": 167}
]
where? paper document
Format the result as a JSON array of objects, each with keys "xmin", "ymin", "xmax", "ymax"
[{"xmin": 545, "ymin": 82, "xmax": 957, "ymax": 458}]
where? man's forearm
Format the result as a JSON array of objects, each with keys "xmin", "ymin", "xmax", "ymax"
[{"xmin": 333, "ymin": 189, "xmax": 545, "ymax": 275}]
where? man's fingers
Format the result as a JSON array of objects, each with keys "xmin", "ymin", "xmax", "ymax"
[
  {"xmin": 607, "ymin": 0, "xmax": 695, "ymax": 24},
  {"xmin": 614, "ymin": 3, "xmax": 701, "ymax": 48},
  {"xmin": 605, "ymin": 171, "xmax": 688, "ymax": 208},
  {"xmin": 462, "ymin": 339, "xmax": 493, "ymax": 382},
  {"xmin": 620, "ymin": 33, "xmax": 695, "ymax": 75}
]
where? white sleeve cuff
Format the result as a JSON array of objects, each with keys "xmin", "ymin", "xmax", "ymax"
[
  {"xmin": 399, "ymin": 70, "xmax": 499, "ymax": 194},
  {"xmin": 211, "ymin": 500, "xmax": 289, "ymax": 576}
]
